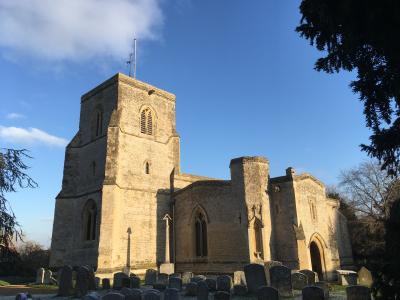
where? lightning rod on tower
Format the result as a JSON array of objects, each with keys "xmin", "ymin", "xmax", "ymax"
[{"xmin": 127, "ymin": 38, "xmax": 137, "ymax": 78}]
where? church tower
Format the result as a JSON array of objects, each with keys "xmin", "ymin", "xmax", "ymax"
[{"xmin": 50, "ymin": 73, "xmax": 180, "ymax": 277}]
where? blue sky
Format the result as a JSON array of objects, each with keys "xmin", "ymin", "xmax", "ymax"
[{"xmin": 0, "ymin": 0, "xmax": 370, "ymax": 247}]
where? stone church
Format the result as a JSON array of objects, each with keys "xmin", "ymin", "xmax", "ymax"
[{"xmin": 50, "ymin": 73, "xmax": 353, "ymax": 280}]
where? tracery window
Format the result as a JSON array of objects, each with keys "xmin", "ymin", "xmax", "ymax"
[
  {"xmin": 140, "ymin": 108, "xmax": 153, "ymax": 135},
  {"xmin": 195, "ymin": 212, "xmax": 208, "ymax": 257},
  {"xmin": 83, "ymin": 200, "xmax": 97, "ymax": 241}
]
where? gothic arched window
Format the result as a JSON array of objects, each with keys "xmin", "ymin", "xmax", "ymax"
[
  {"xmin": 95, "ymin": 110, "xmax": 103, "ymax": 137},
  {"xmin": 140, "ymin": 108, "xmax": 154, "ymax": 135},
  {"xmin": 195, "ymin": 213, "xmax": 208, "ymax": 257},
  {"xmin": 83, "ymin": 200, "xmax": 97, "ymax": 241}
]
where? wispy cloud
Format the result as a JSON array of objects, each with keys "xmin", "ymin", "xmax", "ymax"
[
  {"xmin": 6, "ymin": 112, "xmax": 25, "ymax": 120},
  {"xmin": 0, "ymin": 0, "xmax": 163, "ymax": 62},
  {"xmin": 0, "ymin": 126, "xmax": 68, "ymax": 147}
]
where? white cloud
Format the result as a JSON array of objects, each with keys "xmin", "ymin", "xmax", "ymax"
[
  {"xmin": 0, "ymin": 0, "xmax": 163, "ymax": 61},
  {"xmin": 0, "ymin": 126, "xmax": 68, "ymax": 147},
  {"xmin": 6, "ymin": 112, "xmax": 25, "ymax": 120}
]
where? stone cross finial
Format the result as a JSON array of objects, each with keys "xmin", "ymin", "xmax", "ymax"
[{"xmin": 163, "ymin": 214, "xmax": 172, "ymax": 263}]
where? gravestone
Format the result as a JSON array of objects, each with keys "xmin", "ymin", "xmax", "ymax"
[
  {"xmin": 337, "ymin": 270, "xmax": 358, "ymax": 285},
  {"xmin": 214, "ymin": 291, "xmax": 230, "ymax": 300},
  {"xmin": 182, "ymin": 272, "xmax": 194, "ymax": 284},
  {"xmin": 358, "ymin": 267, "xmax": 373, "ymax": 288},
  {"xmin": 126, "ymin": 289, "xmax": 143, "ymax": 300},
  {"xmin": 169, "ymin": 277, "xmax": 182, "ymax": 291},
  {"xmin": 58, "ymin": 265, "xmax": 73, "ymax": 296},
  {"xmin": 257, "ymin": 286, "xmax": 278, "ymax": 300},
  {"xmin": 170, "ymin": 273, "xmax": 182, "ymax": 279},
  {"xmin": 244, "ymin": 263, "xmax": 267, "ymax": 294},
  {"xmin": 291, "ymin": 272, "xmax": 308, "ymax": 290},
  {"xmin": 186, "ymin": 282, "xmax": 198, "ymax": 296},
  {"xmin": 94, "ymin": 277, "xmax": 100, "ymax": 289},
  {"xmin": 121, "ymin": 287, "xmax": 133, "ymax": 296},
  {"xmin": 36, "ymin": 268, "xmax": 45, "ymax": 284},
  {"xmin": 157, "ymin": 273, "xmax": 169, "ymax": 285},
  {"xmin": 191, "ymin": 275, "xmax": 206, "ymax": 283},
  {"xmin": 314, "ymin": 282, "xmax": 329, "ymax": 299},
  {"xmin": 269, "ymin": 265, "xmax": 292, "ymax": 297},
  {"xmin": 102, "ymin": 292, "xmax": 125, "ymax": 300},
  {"xmin": 44, "ymin": 269, "xmax": 53, "ymax": 284},
  {"xmin": 217, "ymin": 275, "xmax": 232, "ymax": 292},
  {"xmin": 145, "ymin": 269, "xmax": 158, "ymax": 285},
  {"xmin": 233, "ymin": 271, "xmax": 246, "ymax": 285},
  {"xmin": 102, "ymin": 278, "xmax": 111, "ymax": 290},
  {"xmin": 233, "ymin": 285, "xmax": 247, "ymax": 296},
  {"xmin": 302, "ymin": 286, "xmax": 325, "ymax": 300},
  {"xmin": 113, "ymin": 272, "xmax": 129, "ymax": 290},
  {"xmin": 165, "ymin": 288, "xmax": 180, "ymax": 300},
  {"xmin": 130, "ymin": 275, "xmax": 141, "ymax": 288},
  {"xmin": 83, "ymin": 292, "xmax": 101, "ymax": 300},
  {"xmin": 299, "ymin": 269, "xmax": 318, "ymax": 285},
  {"xmin": 143, "ymin": 289, "xmax": 161, "ymax": 300},
  {"xmin": 346, "ymin": 286, "xmax": 371, "ymax": 300},
  {"xmin": 122, "ymin": 277, "xmax": 131, "ymax": 288},
  {"xmin": 205, "ymin": 278, "xmax": 217, "ymax": 291},
  {"xmin": 264, "ymin": 261, "xmax": 282, "ymax": 285},
  {"xmin": 75, "ymin": 266, "xmax": 90, "ymax": 298},
  {"xmin": 197, "ymin": 280, "xmax": 209, "ymax": 300}
]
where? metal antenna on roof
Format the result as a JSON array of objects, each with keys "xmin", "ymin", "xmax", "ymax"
[{"xmin": 126, "ymin": 38, "xmax": 137, "ymax": 78}]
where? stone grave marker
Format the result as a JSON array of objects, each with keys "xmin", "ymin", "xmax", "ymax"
[
  {"xmin": 121, "ymin": 287, "xmax": 133, "ymax": 296},
  {"xmin": 182, "ymin": 272, "xmax": 193, "ymax": 284},
  {"xmin": 315, "ymin": 281, "xmax": 329, "ymax": 299},
  {"xmin": 205, "ymin": 278, "xmax": 216, "ymax": 291},
  {"xmin": 257, "ymin": 286, "xmax": 278, "ymax": 300},
  {"xmin": 145, "ymin": 269, "xmax": 158, "ymax": 285},
  {"xmin": 197, "ymin": 280, "xmax": 209, "ymax": 300},
  {"xmin": 102, "ymin": 278, "xmax": 111, "ymax": 290},
  {"xmin": 233, "ymin": 285, "xmax": 247, "ymax": 296},
  {"xmin": 233, "ymin": 271, "xmax": 246, "ymax": 285},
  {"xmin": 358, "ymin": 267, "xmax": 373, "ymax": 288},
  {"xmin": 44, "ymin": 269, "xmax": 53, "ymax": 284},
  {"xmin": 244, "ymin": 263, "xmax": 267, "ymax": 294},
  {"xmin": 186, "ymin": 282, "xmax": 198, "ymax": 296},
  {"xmin": 113, "ymin": 272, "xmax": 129, "ymax": 290},
  {"xmin": 122, "ymin": 277, "xmax": 131, "ymax": 288},
  {"xmin": 143, "ymin": 289, "xmax": 161, "ymax": 300},
  {"xmin": 102, "ymin": 292, "xmax": 125, "ymax": 300},
  {"xmin": 292, "ymin": 272, "xmax": 308, "ymax": 290},
  {"xmin": 302, "ymin": 286, "xmax": 325, "ymax": 300},
  {"xmin": 126, "ymin": 289, "xmax": 143, "ymax": 300},
  {"xmin": 337, "ymin": 270, "xmax": 358, "ymax": 285},
  {"xmin": 191, "ymin": 275, "xmax": 206, "ymax": 283},
  {"xmin": 214, "ymin": 291, "xmax": 230, "ymax": 300},
  {"xmin": 130, "ymin": 275, "xmax": 141, "ymax": 288},
  {"xmin": 165, "ymin": 288, "xmax": 180, "ymax": 300},
  {"xmin": 299, "ymin": 269, "xmax": 318, "ymax": 285},
  {"xmin": 264, "ymin": 261, "xmax": 282, "ymax": 285},
  {"xmin": 94, "ymin": 277, "xmax": 100, "ymax": 289},
  {"xmin": 346, "ymin": 286, "xmax": 371, "ymax": 300},
  {"xmin": 217, "ymin": 275, "xmax": 232, "ymax": 292},
  {"xmin": 169, "ymin": 277, "xmax": 182, "ymax": 291},
  {"xmin": 36, "ymin": 268, "xmax": 45, "ymax": 284},
  {"xmin": 58, "ymin": 265, "xmax": 73, "ymax": 296},
  {"xmin": 75, "ymin": 266, "xmax": 90, "ymax": 298},
  {"xmin": 270, "ymin": 265, "xmax": 292, "ymax": 297},
  {"xmin": 170, "ymin": 273, "xmax": 182, "ymax": 279}
]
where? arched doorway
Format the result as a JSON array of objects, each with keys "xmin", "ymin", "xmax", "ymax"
[{"xmin": 310, "ymin": 241, "xmax": 323, "ymax": 280}]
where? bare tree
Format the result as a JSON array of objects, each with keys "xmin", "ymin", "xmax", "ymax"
[{"xmin": 339, "ymin": 160, "xmax": 400, "ymax": 222}]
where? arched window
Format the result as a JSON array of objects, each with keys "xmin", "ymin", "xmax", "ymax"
[
  {"xmin": 145, "ymin": 161, "xmax": 150, "ymax": 174},
  {"xmin": 92, "ymin": 161, "xmax": 96, "ymax": 176},
  {"xmin": 95, "ymin": 110, "xmax": 103, "ymax": 137},
  {"xmin": 83, "ymin": 200, "xmax": 97, "ymax": 241},
  {"xmin": 140, "ymin": 108, "xmax": 154, "ymax": 135},
  {"xmin": 195, "ymin": 213, "xmax": 208, "ymax": 257}
]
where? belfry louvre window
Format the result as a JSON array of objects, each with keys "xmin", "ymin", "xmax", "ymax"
[
  {"xmin": 195, "ymin": 213, "xmax": 208, "ymax": 257},
  {"xmin": 140, "ymin": 108, "xmax": 153, "ymax": 135}
]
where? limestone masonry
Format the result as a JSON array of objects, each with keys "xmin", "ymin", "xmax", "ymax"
[{"xmin": 50, "ymin": 73, "xmax": 353, "ymax": 280}]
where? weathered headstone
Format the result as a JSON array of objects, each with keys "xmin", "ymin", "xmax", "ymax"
[
  {"xmin": 120, "ymin": 287, "xmax": 133, "ymax": 296},
  {"xmin": 186, "ymin": 282, "xmax": 198, "ymax": 296},
  {"xmin": 244, "ymin": 263, "xmax": 267, "ymax": 294},
  {"xmin": 94, "ymin": 277, "xmax": 100, "ymax": 289},
  {"xmin": 102, "ymin": 292, "xmax": 125, "ymax": 300},
  {"xmin": 36, "ymin": 268, "xmax": 45, "ymax": 284},
  {"xmin": 191, "ymin": 275, "xmax": 206, "ymax": 283},
  {"xmin": 302, "ymin": 286, "xmax": 325, "ymax": 300},
  {"xmin": 197, "ymin": 280, "xmax": 209, "ymax": 300},
  {"xmin": 233, "ymin": 271, "xmax": 246, "ymax": 285},
  {"xmin": 130, "ymin": 275, "xmax": 141, "ymax": 289},
  {"xmin": 264, "ymin": 261, "xmax": 282, "ymax": 284},
  {"xmin": 113, "ymin": 272, "xmax": 129, "ymax": 290},
  {"xmin": 214, "ymin": 291, "xmax": 230, "ymax": 300},
  {"xmin": 143, "ymin": 289, "xmax": 161, "ymax": 300},
  {"xmin": 337, "ymin": 270, "xmax": 358, "ymax": 285},
  {"xmin": 299, "ymin": 269, "xmax": 318, "ymax": 285},
  {"xmin": 358, "ymin": 267, "xmax": 373, "ymax": 288},
  {"xmin": 170, "ymin": 273, "xmax": 182, "ymax": 279},
  {"xmin": 122, "ymin": 277, "xmax": 131, "ymax": 288},
  {"xmin": 346, "ymin": 286, "xmax": 371, "ymax": 300},
  {"xmin": 126, "ymin": 289, "xmax": 143, "ymax": 300},
  {"xmin": 233, "ymin": 285, "xmax": 247, "ymax": 296},
  {"xmin": 102, "ymin": 278, "xmax": 111, "ymax": 290},
  {"xmin": 158, "ymin": 273, "xmax": 169, "ymax": 285},
  {"xmin": 83, "ymin": 291, "xmax": 101, "ymax": 300},
  {"xmin": 182, "ymin": 272, "xmax": 194, "ymax": 284},
  {"xmin": 58, "ymin": 265, "xmax": 73, "ymax": 296},
  {"xmin": 165, "ymin": 288, "xmax": 180, "ymax": 300},
  {"xmin": 205, "ymin": 278, "xmax": 216, "ymax": 291},
  {"xmin": 145, "ymin": 269, "xmax": 158, "ymax": 285},
  {"xmin": 291, "ymin": 272, "xmax": 308, "ymax": 290},
  {"xmin": 169, "ymin": 277, "xmax": 182, "ymax": 291},
  {"xmin": 269, "ymin": 265, "xmax": 292, "ymax": 297},
  {"xmin": 314, "ymin": 282, "xmax": 329, "ymax": 299},
  {"xmin": 257, "ymin": 286, "xmax": 278, "ymax": 300},
  {"xmin": 44, "ymin": 269, "xmax": 53, "ymax": 284},
  {"xmin": 75, "ymin": 266, "xmax": 90, "ymax": 298},
  {"xmin": 217, "ymin": 275, "xmax": 232, "ymax": 292}
]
